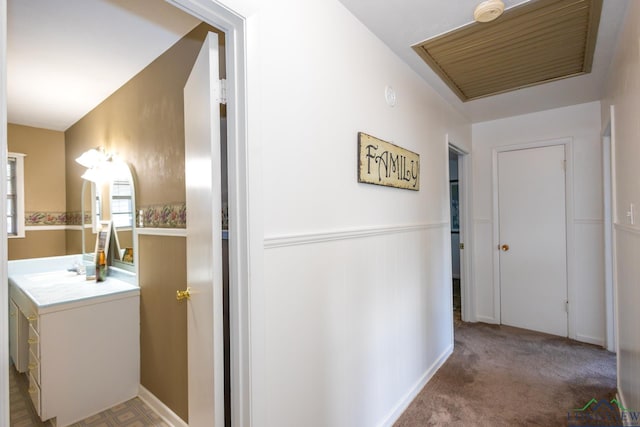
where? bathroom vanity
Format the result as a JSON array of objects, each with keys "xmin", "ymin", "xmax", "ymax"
[{"xmin": 8, "ymin": 255, "xmax": 140, "ymax": 427}]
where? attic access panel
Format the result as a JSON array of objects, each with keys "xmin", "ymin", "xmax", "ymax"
[{"xmin": 412, "ymin": 0, "xmax": 602, "ymax": 102}]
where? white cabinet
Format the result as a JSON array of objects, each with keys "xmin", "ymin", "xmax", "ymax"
[
  {"xmin": 9, "ymin": 298, "xmax": 29, "ymax": 372},
  {"xmin": 8, "ymin": 275, "xmax": 139, "ymax": 427}
]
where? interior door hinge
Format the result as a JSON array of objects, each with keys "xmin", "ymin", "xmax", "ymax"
[
  {"xmin": 565, "ymin": 300, "xmax": 569, "ymax": 313},
  {"xmin": 219, "ymin": 79, "xmax": 227, "ymax": 105},
  {"xmin": 459, "ymin": 243, "xmax": 464, "ymax": 250}
]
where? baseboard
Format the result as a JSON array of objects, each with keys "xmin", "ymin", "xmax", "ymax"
[
  {"xmin": 378, "ymin": 343, "xmax": 454, "ymax": 427},
  {"xmin": 475, "ymin": 315, "xmax": 498, "ymax": 324},
  {"xmin": 138, "ymin": 385, "xmax": 187, "ymax": 427},
  {"xmin": 575, "ymin": 333, "xmax": 604, "ymax": 347}
]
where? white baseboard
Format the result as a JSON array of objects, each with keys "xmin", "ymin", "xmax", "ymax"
[
  {"xmin": 475, "ymin": 315, "xmax": 498, "ymax": 324},
  {"xmin": 576, "ymin": 333, "xmax": 604, "ymax": 347},
  {"xmin": 378, "ymin": 343, "xmax": 454, "ymax": 427},
  {"xmin": 138, "ymin": 385, "xmax": 188, "ymax": 427}
]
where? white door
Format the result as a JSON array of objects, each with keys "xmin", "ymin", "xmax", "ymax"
[
  {"xmin": 498, "ymin": 144, "xmax": 568, "ymax": 337},
  {"xmin": 184, "ymin": 32, "xmax": 224, "ymax": 426}
]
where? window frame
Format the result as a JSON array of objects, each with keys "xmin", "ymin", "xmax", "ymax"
[{"xmin": 7, "ymin": 152, "xmax": 26, "ymax": 239}]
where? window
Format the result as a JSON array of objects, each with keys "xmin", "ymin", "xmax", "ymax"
[
  {"xmin": 6, "ymin": 153, "xmax": 25, "ymax": 238},
  {"xmin": 110, "ymin": 179, "xmax": 133, "ymax": 228}
]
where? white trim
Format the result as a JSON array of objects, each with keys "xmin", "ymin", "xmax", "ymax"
[
  {"xmin": 474, "ymin": 218, "xmax": 492, "ymax": 224},
  {"xmin": 1, "ymin": 1, "xmax": 9, "ymax": 424},
  {"xmin": 573, "ymin": 218, "xmax": 604, "ymax": 225},
  {"xmin": 476, "ymin": 315, "xmax": 499, "ymax": 324},
  {"xmin": 264, "ymin": 222, "xmax": 448, "ymax": 249},
  {"xmin": 614, "ymin": 222, "xmax": 640, "ymax": 236},
  {"xmin": 7, "ymin": 152, "xmax": 25, "ymax": 238},
  {"xmin": 24, "ymin": 225, "xmax": 68, "ymax": 231},
  {"xmin": 136, "ymin": 227, "xmax": 187, "ymax": 237},
  {"xmin": 378, "ymin": 343, "xmax": 453, "ymax": 427},
  {"xmin": 491, "ymin": 138, "xmax": 575, "ymax": 337},
  {"xmin": 163, "ymin": 2, "xmax": 252, "ymax": 425},
  {"xmin": 575, "ymin": 333, "xmax": 605, "ymax": 347},
  {"xmin": 138, "ymin": 385, "xmax": 188, "ymax": 427}
]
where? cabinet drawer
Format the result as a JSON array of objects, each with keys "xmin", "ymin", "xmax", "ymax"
[
  {"xmin": 28, "ymin": 372, "xmax": 41, "ymax": 417},
  {"xmin": 28, "ymin": 348, "xmax": 40, "ymax": 385},
  {"xmin": 28, "ymin": 324, "xmax": 40, "ymax": 360}
]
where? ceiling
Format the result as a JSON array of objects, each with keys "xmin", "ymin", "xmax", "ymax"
[
  {"xmin": 339, "ymin": 0, "xmax": 629, "ymax": 123},
  {"xmin": 7, "ymin": 0, "xmax": 201, "ymax": 131},
  {"xmin": 413, "ymin": 0, "xmax": 602, "ymax": 102},
  {"xmin": 7, "ymin": 1, "xmax": 630, "ymax": 130}
]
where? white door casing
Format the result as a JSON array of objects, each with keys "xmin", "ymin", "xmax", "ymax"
[
  {"xmin": 497, "ymin": 144, "xmax": 569, "ymax": 337},
  {"xmin": 184, "ymin": 32, "xmax": 225, "ymax": 426}
]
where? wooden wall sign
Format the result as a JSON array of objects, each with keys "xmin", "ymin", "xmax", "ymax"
[{"xmin": 358, "ymin": 132, "xmax": 420, "ymax": 190}]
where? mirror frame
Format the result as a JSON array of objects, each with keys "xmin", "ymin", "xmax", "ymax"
[{"xmin": 81, "ymin": 159, "xmax": 137, "ymax": 275}]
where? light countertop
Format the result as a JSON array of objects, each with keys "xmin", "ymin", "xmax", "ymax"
[{"xmin": 9, "ymin": 270, "xmax": 139, "ymax": 314}]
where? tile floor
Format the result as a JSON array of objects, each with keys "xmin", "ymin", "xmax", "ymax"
[{"xmin": 9, "ymin": 362, "xmax": 169, "ymax": 427}]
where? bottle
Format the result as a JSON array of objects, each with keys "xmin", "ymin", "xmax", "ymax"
[{"xmin": 96, "ymin": 249, "xmax": 107, "ymax": 282}]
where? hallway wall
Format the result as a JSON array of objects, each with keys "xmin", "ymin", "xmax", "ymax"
[
  {"xmin": 601, "ymin": 0, "xmax": 640, "ymax": 412},
  {"xmin": 220, "ymin": 0, "xmax": 471, "ymax": 425},
  {"xmin": 472, "ymin": 102, "xmax": 605, "ymax": 345}
]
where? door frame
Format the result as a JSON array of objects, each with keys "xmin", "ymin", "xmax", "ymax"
[
  {"xmin": 1, "ymin": 0, "xmax": 9, "ymax": 423},
  {"xmin": 491, "ymin": 138, "xmax": 575, "ymax": 338},
  {"xmin": 166, "ymin": 1, "xmax": 252, "ymax": 425},
  {"xmin": 446, "ymin": 138, "xmax": 473, "ymax": 322},
  {"xmin": 602, "ymin": 105, "xmax": 617, "ymax": 353},
  {"xmin": 0, "ymin": 1, "xmax": 252, "ymax": 426}
]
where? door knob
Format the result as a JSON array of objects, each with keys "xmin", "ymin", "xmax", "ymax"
[
  {"xmin": 500, "ymin": 244, "xmax": 510, "ymax": 252},
  {"xmin": 176, "ymin": 287, "xmax": 191, "ymax": 301}
]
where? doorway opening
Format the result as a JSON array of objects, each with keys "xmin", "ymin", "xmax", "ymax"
[{"xmin": 448, "ymin": 145, "xmax": 466, "ymax": 324}]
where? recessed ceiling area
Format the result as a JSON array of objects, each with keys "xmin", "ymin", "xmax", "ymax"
[
  {"xmin": 7, "ymin": 0, "xmax": 201, "ymax": 131},
  {"xmin": 412, "ymin": 0, "xmax": 603, "ymax": 102},
  {"xmin": 338, "ymin": 0, "xmax": 629, "ymax": 122}
]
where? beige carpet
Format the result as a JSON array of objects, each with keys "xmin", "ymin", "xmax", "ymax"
[{"xmin": 395, "ymin": 322, "xmax": 618, "ymax": 426}]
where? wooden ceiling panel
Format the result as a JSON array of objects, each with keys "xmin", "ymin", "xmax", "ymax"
[{"xmin": 412, "ymin": 0, "xmax": 602, "ymax": 101}]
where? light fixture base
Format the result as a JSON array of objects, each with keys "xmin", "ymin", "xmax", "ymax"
[{"xmin": 474, "ymin": 0, "xmax": 505, "ymax": 23}]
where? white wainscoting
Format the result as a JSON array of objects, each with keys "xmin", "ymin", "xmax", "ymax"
[
  {"xmin": 572, "ymin": 219, "xmax": 605, "ymax": 346},
  {"xmin": 262, "ymin": 222, "xmax": 453, "ymax": 427},
  {"xmin": 614, "ymin": 223, "xmax": 640, "ymax": 412},
  {"xmin": 473, "ymin": 218, "xmax": 496, "ymax": 324}
]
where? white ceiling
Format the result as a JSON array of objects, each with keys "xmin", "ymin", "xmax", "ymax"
[
  {"xmin": 7, "ymin": 1, "xmax": 630, "ymax": 130},
  {"xmin": 338, "ymin": 0, "xmax": 630, "ymax": 123},
  {"xmin": 7, "ymin": 0, "xmax": 201, "ymax": 131}
]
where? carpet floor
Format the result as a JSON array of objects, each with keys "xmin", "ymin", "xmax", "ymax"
[{"xmin": 394, "ymin": 322, "xmax": 618, "ymax": 426}]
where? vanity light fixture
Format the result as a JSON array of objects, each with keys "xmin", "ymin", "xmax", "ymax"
[
  {"xmin": 76, "ymin": 147, "xmax": 113, "ymax": 183},
  {"xmin": 75, "ymin": 147, "xmax": 110, "ymax": 169}
]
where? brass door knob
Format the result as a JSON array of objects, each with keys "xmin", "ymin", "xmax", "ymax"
[
  {"xmin": 500, "ymin": 244, "xmax": 510, "ymax": 252},
  {"xmin": 176, "ymin": 287, "xmax": 191, "ymax": 301}
]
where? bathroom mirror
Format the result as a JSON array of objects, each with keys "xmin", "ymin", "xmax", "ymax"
[{"xmin": 81, "ymin": 158, "xmax": 137, "ymax": 272}]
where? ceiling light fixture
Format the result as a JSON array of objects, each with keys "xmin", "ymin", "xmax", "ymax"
[{"xmin": 474, "ymin": 0, "xmax": 505, "ymax": 23}]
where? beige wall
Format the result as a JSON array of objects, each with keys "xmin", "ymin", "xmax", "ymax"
[
  {"xmin": 7, "ymin": 124, "xmax": 67, "ymax": 259},
  {"xmin": 63, "ymin": 22, "xmax": 221, "ymax": 420},
  {"xmin": 601, "ymin": 0, "xmax": 640, "ymax": 412},
  {"xmin": 139, "ymin": 235, "xmax": 188, "ymax": 421},
  {"xmin": 8, "ymin": 230, "xmax": 67, "ymax": 261},
  {"xmin": 64, "ymin": 23, "xmax": 223, "ymax": 212}
]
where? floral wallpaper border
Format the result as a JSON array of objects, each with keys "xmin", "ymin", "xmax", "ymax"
[
  {"xmin": 25, "ymin": 211, "xmax": 70, "ymax": 226},
  {"xmin": 25, "ymin": 203, "xmax": 228, "ymax": 230},
  {"xmin": 138, "ymin": 203, "xmax": 187, "ymax": 229},
  {"xmin": 26, "ymin": 211, "xmax": 90, "ymax": 226}
]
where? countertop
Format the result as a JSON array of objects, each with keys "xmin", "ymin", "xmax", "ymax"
[{"xmin": 9, "ymin": 270, "xmax": 139, "ymax": 314}]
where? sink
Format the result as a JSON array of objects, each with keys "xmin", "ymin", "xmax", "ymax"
[{"xmin": 25, "ymin": 270, "xmax": 88, "ymax": 284}]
